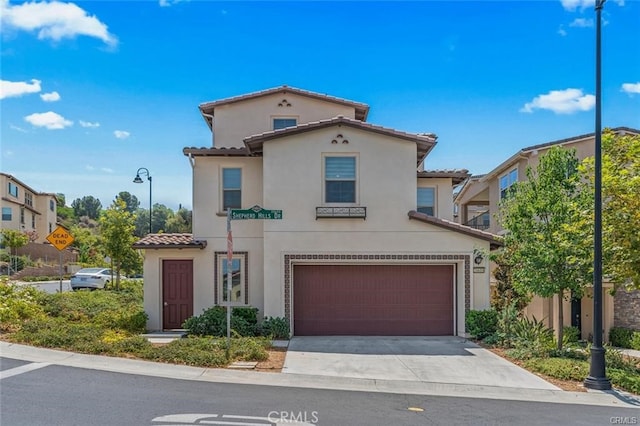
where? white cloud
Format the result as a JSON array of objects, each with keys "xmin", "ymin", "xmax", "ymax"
[
  {"xmin": 520, "ymin": 88, "xmax": 595, "ymax": 114},
  {"xmin": 0, "ymin": 78, "xmax": 41, "ymax": 99},
  {"xmin": 557, "ymin": 26, "xmax": 567, "ymax": 36},
  {"xmin": 114, "ymin": 130, "xmax": 130, "ymax": 139},
  {"xmin": 10, "ymin": 124, "xmax": 28, "ymax": 132},
  {"xmin": 159, "ymin": 0, "xmax": 188, "ymax": 7},
  {"xmin": 40, "ymin": 91, "xmax": 60, "ymax": 102},
  {"xmin": 621, "ymin": 82, "xmax": 640, "ymax": 95},
  {"xmin": 101, "ymin": 167, "xmax": 114, "ymax": 173},
  {"xmin": 79, "ymin": 120, "xmax": 100, "ymax": 128},
  {"xmin": 569, "ymin": 18, "xmax": 593, "ymax": 27},
  {"xmin": 0, "ymin": 0, "xmax": 117, "ymax": 46},
  {"xmin": 560, "ymin": 0, "xmax": 623, "ymax": 11},
  {"xmin": 24, "ymin": 111, "xmax": 73, "ymax": 129}
]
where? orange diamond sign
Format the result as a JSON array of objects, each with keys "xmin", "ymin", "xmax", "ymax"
[{"xmin": 46, "ymin": 225, "xmax": 74, "ymax": 251}]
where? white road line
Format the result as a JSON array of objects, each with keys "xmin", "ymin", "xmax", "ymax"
[{"xmin": 0, "ymin": 362, "xmax": 51, "ymax": 380}]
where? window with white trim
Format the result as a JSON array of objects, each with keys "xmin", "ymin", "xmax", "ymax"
[
  {"xmin": 216, "ymin": 252, "xmax": 247, "ymax": 305},
  {"xmin": 273, "ymin": 118, "xmax": 297, "ymax": 130},
  {"xmin": 25, "ymin": 192, "xmax": 33, "ymax": 207},
  {"xmin": 222, "ymin": 168, "xmax": 242, "ymax": 210},
  {"xmin": 417, "ymin": 187, "xmax": 436, "ymax": 216},
  {"xmin": 325, "ymin": 156, "xmax": 356, "ymax": 203},
  {"xmin": 500, "ymin": 168, "xmax": 518, "ymax": 199}
]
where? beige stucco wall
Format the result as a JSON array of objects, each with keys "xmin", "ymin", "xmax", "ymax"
[{"xmin": 212, "ymin": 93, "xmax": 356, "ymax": 147}]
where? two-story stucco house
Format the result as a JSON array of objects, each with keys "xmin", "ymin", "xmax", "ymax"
[
  {"xmin": 134, "ymin": 86, "xmax": 502, "ymax": 335},
  {"xmin": 1, "ymin": 173, "xmax": 58, "ymax": 243},
  {"xmin": 454, "ymin": 127, "xmax": 640, "ymax": 340}
]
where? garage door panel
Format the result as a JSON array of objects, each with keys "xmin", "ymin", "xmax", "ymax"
[{"xmin": 293, "ymin": 264, "xmax": 454, "ymax": 336}]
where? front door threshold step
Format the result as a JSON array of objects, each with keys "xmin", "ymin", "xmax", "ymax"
[{"xmin": 228, "ymin": 361, "xmax": 258, "ymax": 369}]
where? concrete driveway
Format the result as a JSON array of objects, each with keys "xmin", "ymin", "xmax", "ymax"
[{"xmin": 283, "ymin": 336, "xmax": 560, "ymax": 390}]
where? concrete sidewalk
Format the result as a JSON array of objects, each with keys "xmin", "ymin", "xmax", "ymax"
[{"xmin": 1, "ymin": 341, "xmax": 639, "ymax": 408}]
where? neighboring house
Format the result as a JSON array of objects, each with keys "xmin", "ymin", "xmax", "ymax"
[
  {"xmin": 0, "ymin": 173, "xmax": 57, "ymax": 243},
  {"xmin": 134, "ymin": 85, "xmax": 502, "ymax": 335},
  {"xmin": 454, "ymin": 127, "xmax": 640, "ymax": 339}
]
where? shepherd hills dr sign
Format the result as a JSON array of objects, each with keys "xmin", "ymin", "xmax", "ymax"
[{"xmin": 230, "ymin": 205, "xmax": 282, "ymax": 220}]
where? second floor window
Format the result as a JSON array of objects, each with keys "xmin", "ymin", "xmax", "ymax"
[
  {"xmin": 8, "ymin": 182, "xmax": 18, "ymax": 198},
  {"xmin": 25, "ymin": 192, "xmax": 33, "ymax": 207},
  {"xmin": 500, "ymin": 168, "xmax": 518, "ymax": 199},
  {"xmin": 222, "ymin": 168, "xmax": 242, "ymax": 210},
  {"xmin": 273, "ymin": 118, "xmax": 297, "ymax": 130},
  {"xmin": 417, "ymin": 187, "xmax": 435, "ymax": 216},
  {"xmin": 50, "ymin": 199, "xmax": 55, "ymax": 211},
  {"xmin": 325, "ymin": 156, "xmax": 356, "ymax": 203}
]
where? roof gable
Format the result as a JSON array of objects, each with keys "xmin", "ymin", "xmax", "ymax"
[{"xmin": 199, "ymin": 85, "xmax": 369, "ymax": 128}]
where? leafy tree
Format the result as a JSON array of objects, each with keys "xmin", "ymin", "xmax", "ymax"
[
  {"xmin": 165, "ymin": 207, "xmax": 192, "ymax": 233},
  {"xmin": 498, "ymin": 147, "xmax": 592, "ymax": 350},
  {"xmin": 99, "ymin": 199, "xmax": 137, "ymax": 290},
  {"xmin": 115, "ymin": 191, "xmax": 140, "ymax": 215},
  {"xmin": 1, "ymin": 229, "xmax": 30, "ymax": 274},
  {"xmin": 56, "ymin": 193, "xmax": 66, "ymax": 207},
  {"xmin": 134, "ymin": 208, "xmax": 150, "ymax": 237},
  {"xmin": 581, "ymin": 130, "xmax": 640, "ymax": 290},
  {"xmin": 151, "ymin": 203, "xmax": 172, "ymax": 233},
  {"xmin": 71, "ymin": 196, "xmax": 102, "ymax": 220},
  {"xmin": 70, "ymin": 225, "xmax": 103, "ymax": 266},
  {"xmin": 490, "ymin": 245, "xmax": 530, "ymax": 313}
]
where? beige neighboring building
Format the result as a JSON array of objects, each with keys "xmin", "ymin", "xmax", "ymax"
[
  {"xmin": 454, "ymin": 127, "xmax": 640, "ymax": 340},
  {"xmin": 134, "ymin": 85, "xmax": 502, "ymax": 335},
  {"xmin": 1, "ymin": 173, "xmax": 58, "ymax": 243}
]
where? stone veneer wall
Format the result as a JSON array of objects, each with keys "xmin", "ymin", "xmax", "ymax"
[{"xmin": 614, "ymin": 289, "xmax": 640, "ymax": 330}]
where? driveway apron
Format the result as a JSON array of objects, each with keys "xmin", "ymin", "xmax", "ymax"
[{"xmin": 282, "ymin": 336, "xmax": 559, "ymax": 390}]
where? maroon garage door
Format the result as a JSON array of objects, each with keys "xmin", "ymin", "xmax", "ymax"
[{"xmin": 293, "ymin": 264, "xmax": 454, "ymax": 336}]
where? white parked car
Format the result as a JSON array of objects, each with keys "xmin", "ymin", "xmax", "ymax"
[{"xmin": 70, "ymin": 268, "xmax": 123, "ymax": 290}]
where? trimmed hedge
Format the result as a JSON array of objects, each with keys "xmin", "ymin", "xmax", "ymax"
[{"xmin": 466, "ymin": 309, "xmax": 498, "ymax": 340}]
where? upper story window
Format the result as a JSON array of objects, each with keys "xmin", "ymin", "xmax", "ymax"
[
  {"xmin": 273, "ymin": 118, "xmax": 297, "ymax": 130},
  {"xmin": 8, "ymin": 182, "xmax": 18, "ymax": 198},
  {"xmin": 500, "ymin": 168, "xmax": 518, "ymax": 199},
  {"xmin": 20, "ymin": 208, "xmax": 25, "ymax": 224},
  {"xmin": 325, "ymin": 156, "xmax": 356, "ymax": 203},
  {"xmin": 25, "ymin": 192, "xmax": 33, "ymax": 207},
  {"xmin": 417, "ymin": 187, "xmax": 435, "ymax": 216},
  {"xmin": 50, "ymin": 199, "xmax": 55, "ymax": 211},
  {"xmin": 222, "ymin": 168, "xmax": 242, "ymax": 210},
  {"xmin": 2, "ymin": 207, "xmax": 12, "ymax": 221}
]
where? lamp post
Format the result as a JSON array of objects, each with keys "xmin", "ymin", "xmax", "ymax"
[
  {"xmin": 584, "ymin": 0, "xmax": 611, "ymax": 391},
  {"xmin": 133, "ymin": 168, "xmax": 153, "ymax": 235}
]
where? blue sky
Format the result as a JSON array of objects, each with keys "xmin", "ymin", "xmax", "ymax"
[{"xmin": 1, "ymin": 0, "xmax": 639, "ymax": 211}]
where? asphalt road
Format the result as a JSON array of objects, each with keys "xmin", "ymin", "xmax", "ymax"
[
  {"xmin": 1, "ymin": 357, "xmax": 638, "ymax": 426},
  {"xmin": 14, "ymin": 280, "xmax": 72, "ymax": 293}
]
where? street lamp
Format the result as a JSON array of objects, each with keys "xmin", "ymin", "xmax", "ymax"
[
  {"xmin": 584, "ymin": 0, "xmax": 611, "ymax": 391},
  {"xmin": 133, "ymin": 168, "xmax": 152, "ymax": 235}
]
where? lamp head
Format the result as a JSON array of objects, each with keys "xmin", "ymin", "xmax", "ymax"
[{"xmin": 133, "ymin": 174, "xmax": 144, "ymax": 184}]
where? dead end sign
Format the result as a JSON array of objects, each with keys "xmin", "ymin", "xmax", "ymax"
[{"xmin": 46, "ymin": 226, "xmax": 75, "ymax": 251}]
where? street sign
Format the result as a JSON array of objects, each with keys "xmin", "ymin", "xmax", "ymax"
[
  {"xmin": 46, "ymin": 225, "xmax": 74, "ymax": 251},
  {"xmin": 230, "ymin": 205, "xmax": 282, "ymax": 220}
]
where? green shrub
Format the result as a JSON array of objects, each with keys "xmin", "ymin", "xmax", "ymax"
[
  {"xmin": 0, "ymin": 281, "xmax": 47, "ymax": 331},
  {"xmin": 260, "ymin": 316, "xmax": 290, "ymax": 339},
  {"xmin": 465, "ymin": 309, "xmax": 498, "ymax": 340},
  {"xmin": 12, "ymin": 317, "xmax": 103, "ymax": 350},
  {"xmin": 496, "ymin": 302, "xmax": 520, "ymax": 347},
  {"xmin": 95, "ymin": 305, "xmax": 148, "ymax": 333},
  {"xmin": 481, "ymin": 333, "xmax": 500, "ymax": 346},
  {"xmin": 548, "ymin": 347, "xmax": 588, "ymax": 360},
  {"xmin": 511, "ymin": 316, "xmax": 555, "ymax": 357},
  {"xmin": 631, "ymin": 332, "xmax": 640, "ymax": 351},
  {"xmin": 609, "ymin": 327, "xmax": 634, "ymax": 348},
  {"xmin": 183, "ymin": 306, "xmax": 259, "ymax": 337},
  {"xmin": 523, "ymin": 357, "xmax": 589, "ymax": 381},
  {"xmin": 230, "ymin": 336, "xmax": 270, "ymax": 361},
  {"xmin": 145, "ymin": 337, "xmax": 228, "ymax": 367},
  {"xmin": 608, "ymin": 368, "xmax": 640, "ymax": 394},
  {"xmin": 562, "ymin": 326, "xmax": 581, "ymax": 346}
]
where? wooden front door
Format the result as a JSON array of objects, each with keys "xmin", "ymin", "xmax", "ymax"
[{"xmin": 162, "ymin": 260, "xmax": 193, "ymax": 330}]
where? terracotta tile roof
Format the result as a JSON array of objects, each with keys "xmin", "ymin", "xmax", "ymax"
[
  {"xmin": 132, "ymin": 234, "xmax": 207, "ymax": 249},
  {"xmin": 183, "ymin": 147, "xmax": 250, "ymax": 157},
  {"xmin": 199, "ymin": 85, "xmax": 370, "ymax": 127},
  {"xmin": 243, "ymin": 116, "xmax": 437, "ymax": 166},
  {"xmin": 418, "ymin": 169, "xmax": 470, "ymax": 184},
  {"xmin": 408, "ymin": 210, "xmax": 503, "ymax": 249}
]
